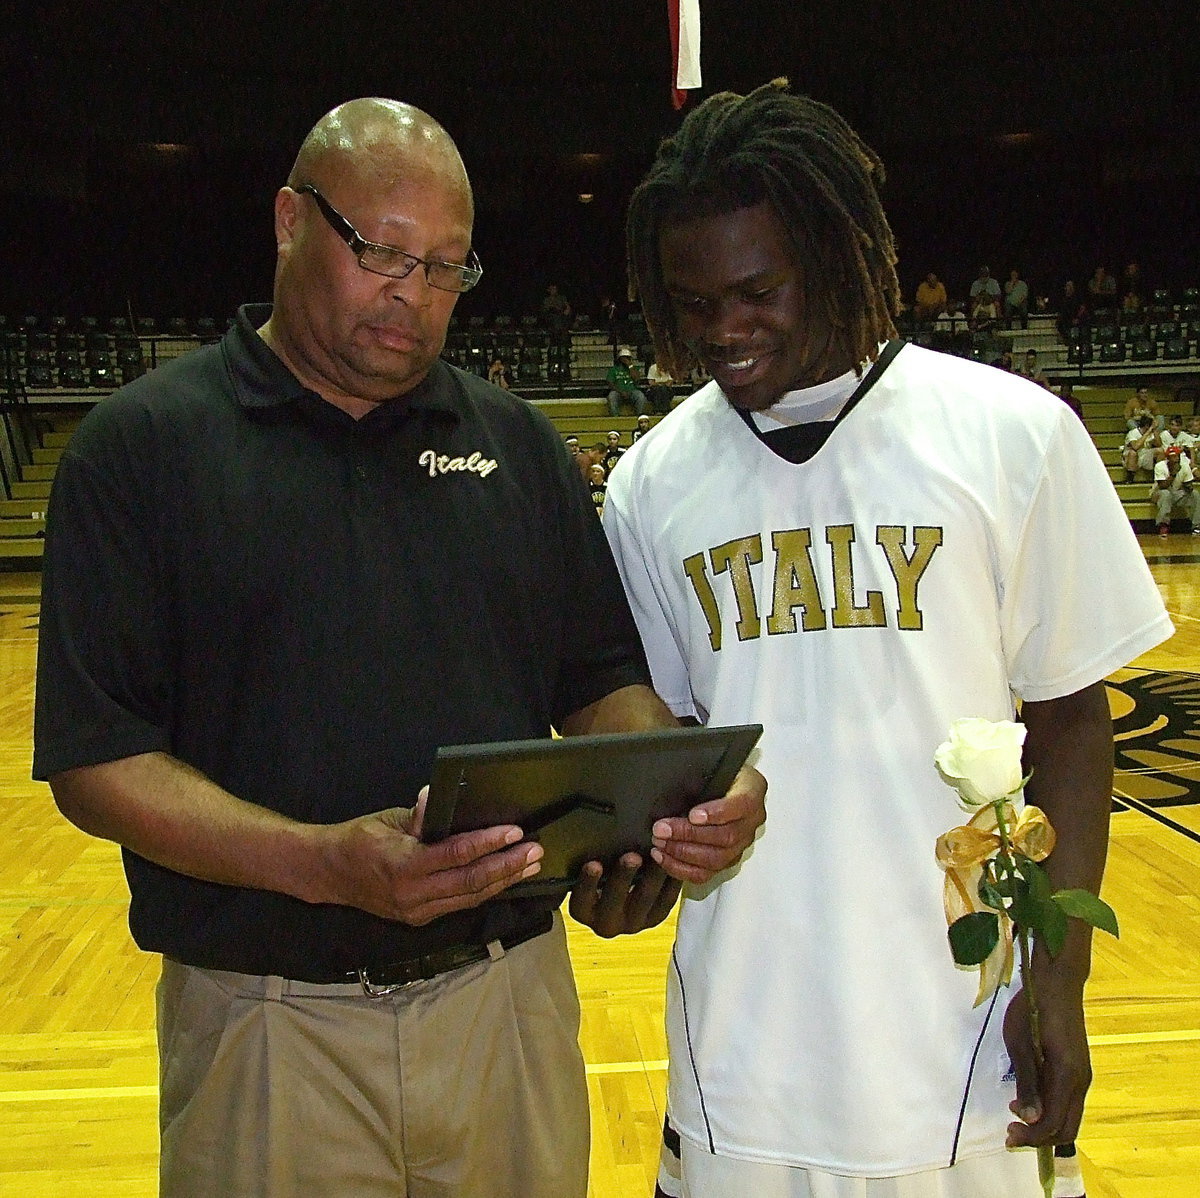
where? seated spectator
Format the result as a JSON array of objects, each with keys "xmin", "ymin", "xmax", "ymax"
[
  {"xmin": 970, "ymin": 291, "xmax": 999, "ymax": 333},
  {"xmin": 1087, "ymin": 265, "xmax": 1117, "ymax": 306},
  {"xmin": 487, "ymin": 355, "xmax": 511, "ymax": 390},
  {"xmin": 577, "ymin": 441, "xmax": 605, "ymax": 483},
  {"xmin": 968, "ymin": 265, "xmax": 1001, "ymax": 310},
  {"xmin": 564, "ymin": 434, "xmax": 580, "ymax": 458},
  {"xmin": 1123, "ymin": 385, "xmax": 1162, "ymax": 431},
  {"xmin": 1003, "ymin": 268, "xmax": 1030, "ymax": 328},
  {"xmin": 645, "ymin": 361, "xmax": 676, "ymax": 414},
  {"xmin": 606, "ymin": 347, "xmax": 648, "ymax": 416},
  {"xmin": 601, "ymin": 430, "xmax": 625, "ymax": 474},
  {"xmin": 913, "ymin": 272, "xmax": 948, "ymax": 322},
  {"xmin": 1181, "ymin": 416, "xmax": 1200, "ymax": 463},
  {"xmin": 587, "ymin": 463, "xmax": 608, "ymax": 517},
  {"xmin": 1160, "ymin": 414, "xmax": 1190, "ymax": 457},
  {"xmin": 1058, "ymin": 382, "xmax": 1085, "ymax": 421},
  {"xmin": 1153, "ymin": 446, "xmax": 1198, "ymax": 537},
  {"xmin": 1124, "ymin": 415, "xmax": 1160, "ymax": 482},
  {"xmin": 631, "ymin": 413, "xmax": 652, "ymax": 443},
  {"xmin": 1056, "ymin": 279, "xmax": 1088, "ymax": 341},
  {"xmin": 1017, "ymin": 348, "xmax": 1050, "ymax": 387}
]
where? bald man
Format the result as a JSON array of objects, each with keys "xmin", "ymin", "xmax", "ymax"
[{"xmin": 34, "ymin": 99, "xmax": 765, "ymax": 1198}]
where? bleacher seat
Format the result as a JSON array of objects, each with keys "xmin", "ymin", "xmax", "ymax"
[
  {"xmin": 1131, "ymin": 338, "xmax": 1156, "ymax": 361},
  {"xmin": 136, "ymin": 316, "xmax": 157, "ymax": 335},
  {"xmin": 1099, "ymin": 341, "xmax": 1126, "ymax": 363},
  {"xmin": 1163, "ymin": 337, "xmax": 1191, "ymax": 360},
  {"xmin": 166, "ymin": 317, "xmax": 190, "ymax": 336},
  {"xmin": 59, "ymin": 365, "xmax": 85, "ymax": 387},
  {"xmin": 1067, "ymin": 341, "xmax": 1094, "ymax": 365},
  {"xmin": 26, "ymin": 364, "xmax": 53, "ymax": 387},
  {"xmin": 1155, "ymin": 320, "xmax": 1181, "ymax": 342},
  {"xmin": 90, "ymin": 365, "xmax": 117, "ymax": 388}
]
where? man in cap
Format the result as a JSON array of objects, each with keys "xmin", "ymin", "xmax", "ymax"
[{"xmin": 606, "ymin": 345, "xmax": 649, "ymax": 416}]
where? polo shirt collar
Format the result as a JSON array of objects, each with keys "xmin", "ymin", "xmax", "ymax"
[{"xmin": 226, "ymin": 303, "xmax": 463, "ymax": 424}]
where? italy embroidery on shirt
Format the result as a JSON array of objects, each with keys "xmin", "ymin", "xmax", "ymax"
[
  {"xmin": 418, "ymin": 449, "xmax": 499, "ymax": 478},
  {"xmin": 682, "ymin": 523, "xmax": 944, "ymax": 650}
]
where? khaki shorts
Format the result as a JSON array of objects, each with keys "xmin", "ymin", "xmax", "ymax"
[{"xmin": 157, "ymin": 912, "xmax": 587, "ymax": 1198}]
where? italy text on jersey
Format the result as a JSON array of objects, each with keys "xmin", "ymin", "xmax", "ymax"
[{"xmin": 682, "ymin": 523, "xmax": 944, "ymax": 650}]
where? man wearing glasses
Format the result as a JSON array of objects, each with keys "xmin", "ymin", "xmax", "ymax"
[{"xmin": 34, "ymin": 98, "xmax": 766, "ymax": 1198}]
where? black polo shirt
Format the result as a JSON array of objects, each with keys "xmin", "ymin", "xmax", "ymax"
[{"xmin": 34, "ymin": 304, "xmax": 651, "ymax": 979}]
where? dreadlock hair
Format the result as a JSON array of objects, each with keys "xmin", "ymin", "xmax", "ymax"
[{"xmin": 626, "ymin": 78, "xmax": 900, "ymax": 383}]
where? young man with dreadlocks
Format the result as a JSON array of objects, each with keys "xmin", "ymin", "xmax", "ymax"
[{"xmin": 602, "ymin": 80, "xmax": 1170, "ymax": 1198}]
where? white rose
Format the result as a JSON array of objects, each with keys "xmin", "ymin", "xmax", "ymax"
[{"xmin": 934, "ymin": 718, "xmax": 1027, "ymax": 808}]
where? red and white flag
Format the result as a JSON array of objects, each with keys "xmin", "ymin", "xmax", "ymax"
[{"xmin": 668, "ymin": 0, "xmax": 701, "ymax": 110}]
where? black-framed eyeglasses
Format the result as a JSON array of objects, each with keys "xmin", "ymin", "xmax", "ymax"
[{"xmin": 296, "ymin": 184, "xmax": 483, "ymax": 294}]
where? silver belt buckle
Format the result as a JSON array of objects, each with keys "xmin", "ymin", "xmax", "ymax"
[{"xmin": 356, "ymin": 967, "xmax": 418, "ymax": 998}]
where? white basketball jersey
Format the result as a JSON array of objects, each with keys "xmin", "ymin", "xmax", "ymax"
[{"xmin": 603, "ymin": 343, "xmax": 1171, "ymax": 1174}]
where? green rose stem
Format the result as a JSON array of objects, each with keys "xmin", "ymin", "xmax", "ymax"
[{"xmin": 993, "ymin": 799, "xmax": 1055, "ymax": 1198}]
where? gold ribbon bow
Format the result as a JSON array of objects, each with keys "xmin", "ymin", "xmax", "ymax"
[{"xmin": 935, "ymin": 802, "xmax": 1056, "ymax": 1006}]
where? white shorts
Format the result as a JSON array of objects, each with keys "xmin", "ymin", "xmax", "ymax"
[{"xmin": 666, "ymin": 1134, "xmax": 1044, "ymax": 1198}]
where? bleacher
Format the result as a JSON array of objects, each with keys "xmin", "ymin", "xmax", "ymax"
[{"xmin": 3, "ymin": 305, "xmax": 1198, "ymax": 563}]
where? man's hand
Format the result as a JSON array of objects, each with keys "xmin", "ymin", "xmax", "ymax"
[
  {"xmin": 310, "ymin": 789, "xmax": 543, "ymax": 926},
  {"xmin": 1003, "ymin": 973, "xmax": 1092, "ymax": 1148},
  {"xmin": 649, "ymin": 764, "xmax": 766, "ymax": 884},
  {"xmin": 568, "ymin": 854, "xmax": 681, "ymax": 938}
]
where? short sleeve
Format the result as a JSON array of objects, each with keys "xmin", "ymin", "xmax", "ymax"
[
  {"xmin": 602, "ymin": 479, "xmax": 698, "ymax": 720},
  {"xmin": 33, "ymin": 428, "xmax": 174, "ymax": 779},
  {"xmin": 1001, "ymin": 408, "xmax": 1173, "ymax": 702}
]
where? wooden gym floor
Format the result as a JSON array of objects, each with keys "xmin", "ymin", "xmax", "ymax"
[{"xmin": 1, "ymin": 539, "xmax": 1197, "ymax": 1197}]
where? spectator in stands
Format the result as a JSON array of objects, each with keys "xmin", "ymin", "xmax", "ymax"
[
  {"xmin": 564, "ymin": 434, "xmax": 580, "ymax": 458},
  {"xmin": 1056, "ymin": 279, "xmax": 1088, "ymax": 342},
  {"xmin": 1087, "ymin": 266, "xmax": 1116, "ymax": 306},
  {"xmin": 606, "ymin": 347, "xmax": 648, "ymax": 416},
  {"xmin": 1018, "ymin": 348, "xmax": 1050, "ymax": 388},
  {"xmin": 1182, "ymin": 416, "xmax": 1200, "ymax": 463},
  {"xmin": 645, "ymin": 360, "xmax": 675, "ymax": 413},
  {"xmin": 598, "ymin": 295, "xmax": 621, "ymax": 344},
  {"xmin": 588, "ymin": 463, "xmax": 608, "ymax": 516},
  {"xmin": 968, "ymin": 265, "xmax": 1001, "ymax": 309},
  {"xmin": 1058, "ymin": 382, "xmax": 1085, "ymax": 421},
  {"xmin": 601, "ymin": 430, "xmax": 625, "ymax": 475},
  {"xmin": 1153, "ymin": 446, "xmax": 1198, "ymax": 537},
  {"xmin": 970, "ymin": 290, "xmax": 1000, "ymax": 333},
  {"xmin": 1120, "ymin": 262, "xmax": 1145, "ymax": 315},
  {"xmin": 631, "ymin": 413, "xmax": 652, "ymax": 442},
  {"xmin": 1003, "ymin": 268, "xmax": 1030, "ymax": 329},
  {"xmin": 540, "ymin": 282, "xmax": 572, "ymax": 332},
  {"xmin": 1124, "ymin": 414, "xmax": 1160, "ymax": 482},
  {"xmin": 1160, "ymin": 414, "xmax": 1189, "ymax": 456},
  {"xmin": 577, "ymin": 441, "xmax": 606, "ymax": 483},
  {"xmin": 33, "ymin": 95, "xmax": 767, "ymax": 1198},
  {"xmin": 913, "ymin": 272, "xmax": 947, "ymax": 322},
  {"xmin": 487, "ymin": 354, "xmax": 511, "ymax": 389},
  {"xmin": 1123, "ymin": 385, "xmax": 1161, "ymax": 431}
]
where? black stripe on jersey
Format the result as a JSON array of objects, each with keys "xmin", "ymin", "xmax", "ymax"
[
  {"xmin": 733, "ymin": 338, "xmax": 904, "ymax": 464},
  {"xmin": 948, "ymin": 982, "xmax": 1003, "ymax": 1166},
  {"xmin": 672, "ymin": 941, "xmax": 716, "ymax": 1152}
]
